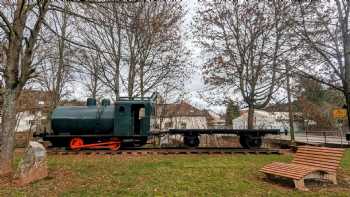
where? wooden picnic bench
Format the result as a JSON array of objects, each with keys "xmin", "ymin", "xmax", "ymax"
[{"xmin": 259, "ymin": 146, "xmax": 345, "ymax": 191}]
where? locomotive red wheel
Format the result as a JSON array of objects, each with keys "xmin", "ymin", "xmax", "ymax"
[
  {"xmin": 110, "ymin": 142, "xmax": 121, "ymax": 151},
  {"xmin": 70, "ymin": 138, "xmax": 84, "ymax": 150},
  {"xmin": 110, "ymin": 138, "xmax": 121, "ymax": 151}
]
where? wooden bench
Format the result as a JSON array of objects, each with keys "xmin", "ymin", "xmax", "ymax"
[{"xmin": 259, "ymin": 146, "xmax": 345, "ymax": 191}]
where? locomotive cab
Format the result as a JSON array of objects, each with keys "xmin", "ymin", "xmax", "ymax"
[{"xmin": 114, "ymin": 102, "xmax": 152, "ymax": 137}]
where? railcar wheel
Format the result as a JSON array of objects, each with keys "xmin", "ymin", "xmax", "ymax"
[
  {"xmin": 184, "ymin": 135, "xmax": 200, "ymax": 147},
  {"xmin": 70, "ymin": 138, "xmax": 84, "ymax": 150},
  {"xmin": 239, "ymin": 135, "xmax": 262, "ymax": 149}
]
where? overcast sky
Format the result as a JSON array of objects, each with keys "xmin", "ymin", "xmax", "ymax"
[
  {"xmin": 68, "ymin": 0, "xmax": 226, "ymax": 114},
  {"xmin": 181, "ymin": 0, "xmax": 226, "ymax": 114}
]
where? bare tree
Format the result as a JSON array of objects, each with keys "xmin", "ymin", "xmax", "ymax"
[
  {"xmin": 135, "ymin": 2, "xmax": 190, "ymax": 98},
  {"xmin": 294, "ymin": 1, "xmax": 350, "ymax": 129},
  {"xmin": 194, "ymin": 1, "xmax": 293, "ymax": 129},
  {"xmin": 75, "ymin": 2, "xmax": 123, "ymax": 100},
  {"xmin": 0, "ymin": 0, "xmax": 51, "ymax": 176},
  {"xmin": 74, "ymin": 49, "xmax": 104, "ymax": 99},
  {"xmin": 34, "ymin": 1, "xmax": 75, "ymax": 130},
  {"xmin": 76, "ymin": 1, "xmax": 190, "ymax": 99}
]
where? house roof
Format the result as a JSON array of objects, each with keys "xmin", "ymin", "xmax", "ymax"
[
  {"xmin": 16, "ymin": 89, "xmax": 52, "ymax": 113},
  {"xmin": 60, "ymin": 99, "xmax": 86, "ymax": 106},
  {"xmin": 264, "ymin": 101, "xmax": 301, "ymax": 112},
  {"xmin": 156, "ymin": 101, "xmax": 207, "ymax": 117}
]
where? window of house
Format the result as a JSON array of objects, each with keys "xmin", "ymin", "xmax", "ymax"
[
  {"xmin": 164, "ymin": 122, "xmax": 173, "ymax": 129},
  {"xmin": 154, "ymin": 123, "xmax": 160, "ymax": 129}
]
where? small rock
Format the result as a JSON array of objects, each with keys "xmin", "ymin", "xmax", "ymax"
[{"xmin": 14, "ymin": 141, "xmax": 48, "ymax": 186}]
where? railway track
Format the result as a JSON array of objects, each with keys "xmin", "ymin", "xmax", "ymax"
[{"xmin": 48, "ymin": 147, "xmax": 283, "ymax": 156}]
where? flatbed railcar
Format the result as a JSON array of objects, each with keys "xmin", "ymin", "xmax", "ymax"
[
  {"xmin": 167, "ymin": 128, "xmax": 284, "ymax": 148},
  {"xmin": 36, "ymin": 92, "xmax": 286, "ymax": 150}
]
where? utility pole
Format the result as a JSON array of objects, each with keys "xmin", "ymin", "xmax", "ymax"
[{"xmin": 286, "ymin": 63, "xmax": 296, "ymax": 146}]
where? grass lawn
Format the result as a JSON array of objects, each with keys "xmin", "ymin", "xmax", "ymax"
[{"xmin": 0, "ymin": 150, "xmax": 349, "ymax": 197}]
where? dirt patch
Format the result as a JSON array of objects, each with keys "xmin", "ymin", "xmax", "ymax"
[
  {"xmin": 0, "ymin": 168, "xmax": 78, "ymax": 197},
  {"xmin": 0, "ymin": 173, "xmax": 13, "ymax": 187}
]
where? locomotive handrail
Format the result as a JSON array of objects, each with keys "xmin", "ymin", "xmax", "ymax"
[{"xmin": 117, "ymin": 92, "xmax": 158, "ymax": 101}]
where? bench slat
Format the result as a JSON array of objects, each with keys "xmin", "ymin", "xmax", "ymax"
[
  {"xmin": 261, "ymin": 170, "xmax": 303, "ymax": 179},
  {"xmin": 292, "ymin": 161, "xmax": 338, "ymax": 172},
  {"xmin": 296, "ymin": 150, "xmax": 344, "ymax": 156},
  {"xmin": 292, "ymin": 156, "xmax": 340, "ymax": 165},
  {"xmin": 261, "ymin": 163, "xmax": 317, "ymax": 174},
  {"xmin": 298, "ymin": 146, "xmax": 345, "ymax": 152},
  {"xmin": 261, "ymin": 168, "xmax": 311, "ymax": 178},
  {"xmin": 261, "ymin": 165, "xmax": 314, "ymax": 174},
  {"xmin": 297, "ymin": 147, "xmax": 344, "ymax": 153},
  {"xmin": 260, "ymin": 163, "xmax": 317, "ymax": 179},
  {"xmin": 294, "ymin": 153, "xmax": 342, "ymax": 162},
  {"xmin": 293, "ymin": 156, "xmax": 341, "ymax": 166},
  {"xmin": 292, "ymin": 160, "xmax": 339, "ymax": 170},
  {"xmin": 296, "ymin": 150, "xmax": 344, "ymax": 157}
]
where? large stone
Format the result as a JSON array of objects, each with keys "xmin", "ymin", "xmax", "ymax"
[{"xmin": 14, "ymin": 141, "xmax": 48, "ymax": 186}]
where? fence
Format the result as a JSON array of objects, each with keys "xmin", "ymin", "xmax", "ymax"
[{"xmin": 266, "ymin": 130, "xmax": 350, "ymax": 146}]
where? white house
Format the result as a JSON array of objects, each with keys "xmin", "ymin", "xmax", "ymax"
[
  {"xmin": 232, "ymin": 109, "xmax": 308, "ymax": 132},
  {"xmin": 156, "ymin": 101, "xmax": 207, "ymax": 130},
  {"xmin": 15, "ymin": 111, "xmax": 46, "ymax": 132},
  {"xmin": 155, "ymin": 101, "xmax": 208, "ymax": 146},
  {"xmin": 0, "ymin": 89, "xmax": 51, "ymax": 133}
]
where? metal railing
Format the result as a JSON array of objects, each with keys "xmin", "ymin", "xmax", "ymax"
[{"xmin": 267, "ymin": 130, "xmax": 350, "ymax": 147}]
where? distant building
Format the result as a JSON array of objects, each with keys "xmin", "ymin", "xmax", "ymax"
[
  {"xmin": 203, "ymin": 110, "xmax": 226, "ymax": 129},
  {"xmin": 156, "ymin": 101, "xmax": 208, "ymax": 130},
  {"xmin": 232, "ymin": 109, "xmax": 314, "ymax": 132},
  {"xmin": 0, "ymin": 89, "xmax": 52, "ymax": 132}
]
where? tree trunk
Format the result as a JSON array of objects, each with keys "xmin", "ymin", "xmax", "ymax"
[
  {"xmin": 0, "ymin": 89, "xmax": 17, "ymax": 175},
  {"xmin": 344, "ymin": 38, "xmax": 350, "ymax": 131},
  {"xmin": 247, "ymin": 105, "xmax": 254, "ymax": 129},
  {"xmin": 345, "ymin": 92, "xmax": 350, "ymax": 131},
  {"xmin": 128, "ymin": 57, "xmax": 136, "ymax": 98},
  {"xmin": 140, "ymin": 64, "xmax": 144, "ymax": 98},
  {"xmin": 337, "ymin": 0, "xmax": 350, "ymax": 132},
  {"xmin": 286, "ymin": 71, "xmax": 295, "ymax": 144}
]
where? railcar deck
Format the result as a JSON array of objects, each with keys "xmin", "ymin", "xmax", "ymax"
[{"xmin": 166, "ymin": 128, "xmax": 284, "ymax": 135}]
